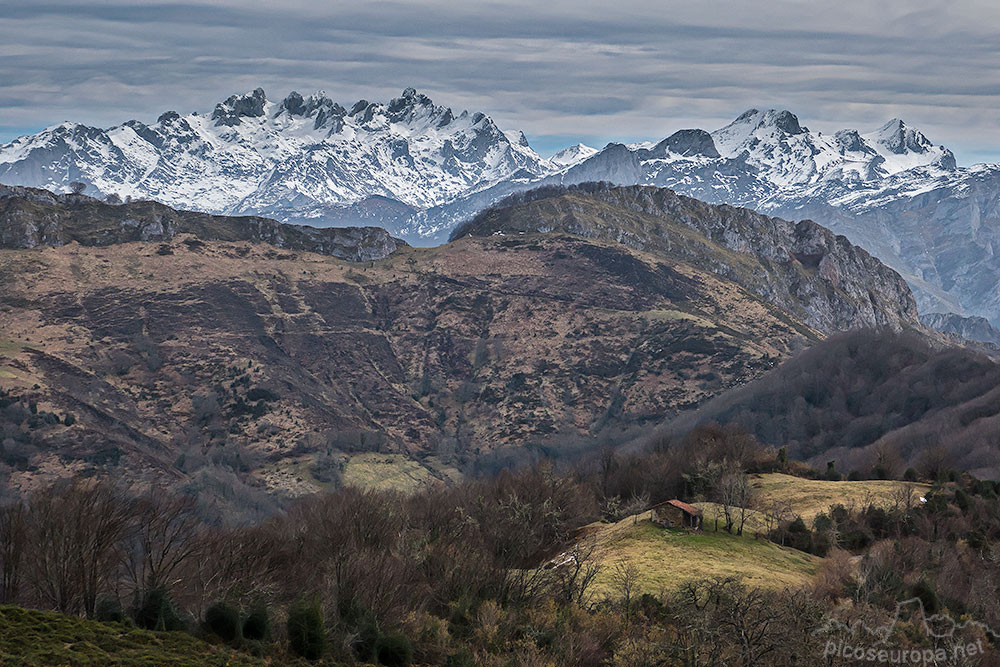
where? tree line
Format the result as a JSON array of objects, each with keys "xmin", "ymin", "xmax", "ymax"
[{"xmin": 1, "ymin": 423, "xmax": 1000, "ymax": 664}]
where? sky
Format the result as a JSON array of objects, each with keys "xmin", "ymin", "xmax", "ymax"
[{"xmin": 1, "ymin": 0, "xmax": 998, "ymax": 164}]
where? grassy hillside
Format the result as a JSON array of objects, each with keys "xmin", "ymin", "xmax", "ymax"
[
  {"xmin": 0, "ymin": 606, "xmax": 269, "ymax": 666},
  {"xmin": 453, "ymin": 183, "xmax": 919, "ymax": 334},
  {"xmin": 751, "ymin": 472, "xmax": 929, "ymax": 520},
  {"xmin": 579, "ymin": 473, "xmax": 928, "ymax": 599},
  {"xmin": 694, "ymin": 473, "xmax": 929, "ymax": 534},
  {"xmin": 582, "ymin": 517, "xmax": 820, "ymax": 599}
]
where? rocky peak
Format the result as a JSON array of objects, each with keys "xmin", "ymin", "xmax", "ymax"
[
  {"xmin": 920, "ymin": 312, "xmax": 1000, "ymax": 346},
  {"xmin": 455, "ymin": 183, "xmax": 919, "ymax": 333},
  {"xmin": 649, "ymin": 129, "xmax": 720, "ymax": 158},
  {"xmin": 386, "ymin": 87, "xmax": 433, "ymax": 118},
  {"xmin": 211, "ymin": 87, "xmax": 267, "ymax": 126},
  {"xmin": 833, "ymin": 129, "xmax": 871, "ymax": 154},
  {"xmin": 156, "ymin": 110, "xmax": 181, "ymax": 125},
  {"xmin": 279, "ymin": 91, "xmax": 346, "ymax": 130},
  {"xmin": 549, "ymin": 143, "xmax": 598, "ymax": 168},
  {"xmin": 278, "ymin": 91, "xmax": 308, "ymax": 116},
  {"xmin": 729, "ymin": 108, "xmax": 806, "ymax": 136},
  {"xmin": 711, "ymin": 108, "xmax": 810, "ymax": 164},
  {"xmin": 769, "ymin": 109, "xmax": 806, "ymax": 135},
  {"xmin": 875, "ymin": 118, "xmax": 931, "ymax": 155}
]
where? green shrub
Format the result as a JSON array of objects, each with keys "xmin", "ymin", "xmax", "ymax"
[
  {"xmin": 976, "ymin": 480, "xmax": 997, "ymax": 499},
  {"xmin": 840, "ymin": 528, "xmax": 872, "ymax": 551},
  {"xmin": 204, "ymin": 601, "xmax": 240, "ymax": 642},
  {"xmin": 246, "ymin": 387, "xmax": 280, "ymax": 402},
  {"xmin": 95, "ymin": 597, "xmax": 127, "ymax": 624},
  {"xmin": 967, "ymin": 530, "xmax": 988, "ymax": 552},
  {"xmin": 133, "ymin": 587, "xmax": 185, "ymax": 632},
  {"xmin": 375, "ymin": 631, "xmax": 413, "ymax": 666},
  {"xmin": 787, "ymin": 516, "xmax": 808, "ymax": 534},
  {"xmin": 954, "ymin": 487, "xmax": 971, "ymax": 512},
  {"xmin": 903, "ymin": 467, "xmax": 918, "ymax": 482},
  {"xmin": 911, "ymin": 579, "xmax": 939, "ymax": 614},
  {"xmin": 287, "ymin": 598, "xmax": 326, "ymax": 660},
  {"xmin": 354, "ymin": 616, "xmax": 380, "ymax": 662},
  {"xmin": 63, "ymin": 413, "xmax": 76, "ymax": 426},
  {"xmin": 242, "ymin": 604, "xmax": 270, "ymax": 641}
]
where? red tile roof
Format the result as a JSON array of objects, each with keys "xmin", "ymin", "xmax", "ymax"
[{"xmin": 653, "ymin": 498, "xmax": 703, "ymax": 518}]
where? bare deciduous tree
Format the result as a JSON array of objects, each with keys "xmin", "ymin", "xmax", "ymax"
[
  {"xmin": 28, "ymin": 480, "xmax": 132, "ymax": 617},
  {"xmin": 715, "ymin": 463, "xmax": 758, "ymax": 536},
  {"xmin": 123, "ymin": 490, "xmax": 201, "ymax": 594},
  {"xmin": 611, "ymin": 558, "xmax": 639, "ymax": 622},
  {"xmin": 0, "ymin": 501, "xmax": 27, "ymax": 604},
  {"xmin": 552, "ymin": 539, "xmax": 602, "ymax": 607}
]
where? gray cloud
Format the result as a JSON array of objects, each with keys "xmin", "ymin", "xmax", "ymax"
[{"xmin": 1, "ymin": 0, "xmax": 998, "ymax": 163}]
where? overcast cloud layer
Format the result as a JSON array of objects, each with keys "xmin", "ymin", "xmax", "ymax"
[{"xmin": 1, "ymin": 0, "xmax": 998, "ymax": 163}]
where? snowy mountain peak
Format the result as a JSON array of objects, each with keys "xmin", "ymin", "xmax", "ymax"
[
  {"xmin": 277, "ymin": 91, "xmax": 345, "ymax": 130},
  {"xmin": 550, "ymin": 143, "xmax": 598, "ymax": 168},
  {"xmin": 714, "ymin": 108, "xmax": 807, "ymax": 155},
  {"xmin": 703, "ymin": 107, "xmax": 958, "ymax": 184},
  {"xmin": 386, "ymin": 87, "xmax": 435, "ymax": 120},
  {"xmin": 832, "ymin": 128, "xmax": 871, "ymax": 154},
  {"xmin": 710, "ymin": 109, "xmax": 820, "ymax": 185},
  {"xmin": 739, "ymin": 108, "xmax": 806, "ymax": 134},
  {"xmin": 873, "ymin": 118, "xmax": 931, "ymax": 154},
  {"xmin": 863, "ymin": 119, "xmax": 956, "ymax": 172}
]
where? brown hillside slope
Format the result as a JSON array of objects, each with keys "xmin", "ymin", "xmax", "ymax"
[
  {"xmin": 1, "ymin": 232, "xmax": 812, "ymax": 499},
  {"xmin": 0, "ymin": 183, "xmax": 921, "ymax": 504}
]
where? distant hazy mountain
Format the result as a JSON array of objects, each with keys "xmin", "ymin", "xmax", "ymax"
[{"xmin": 920, "ymin": 312, "xmax": 1000, "ymax": 347}]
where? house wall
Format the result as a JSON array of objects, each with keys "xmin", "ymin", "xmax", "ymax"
[{"xmin": 652, "ymin": 505, "xmax": 685, "ymax": 527}]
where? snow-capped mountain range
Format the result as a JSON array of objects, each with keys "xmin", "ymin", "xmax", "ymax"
[
  {"xmin": 2, "ymin": 88, "xmax": 1000, "ymax": 324},
  {"xmin": 0, "ymin": 87, "xmax": 561, "ymax": 225}
]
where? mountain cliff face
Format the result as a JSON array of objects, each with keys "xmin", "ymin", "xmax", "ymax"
[
  {"xmin": 0, "ymin": 182, "xmax": 917, "ymax": 497},
  {"xmin": 453, "ymin": 183, "xmax": 919, "ymax": 334},
  {"xmin": 0, "ymin": 184, "xmax": 405, "ymax": 261}
]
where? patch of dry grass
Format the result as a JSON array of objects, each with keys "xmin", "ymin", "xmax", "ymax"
[{"xmin": 341, "ymin": 453, "xmax": 461, "ymax": 493}]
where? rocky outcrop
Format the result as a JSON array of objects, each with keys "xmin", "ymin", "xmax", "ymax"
[
  {"xmin": 0, "ymin": 184, "xmax": 405, "ymax": 261},
  {"xmin": 454, "ymin": 183, "xmax": 919, "ymax": 334}
]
